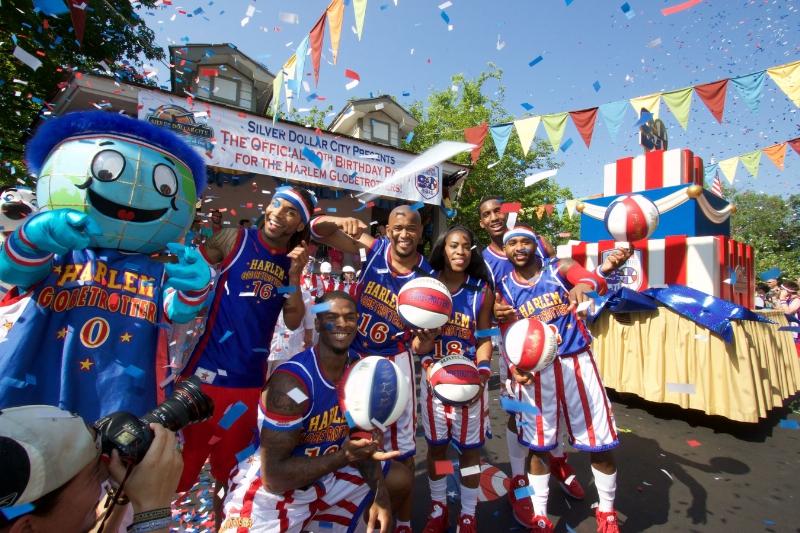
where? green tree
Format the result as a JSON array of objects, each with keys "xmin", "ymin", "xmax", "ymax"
[
  {"xmin": 729, "ymin": 189, "xmax": 800, "ymax": 280},
  {"xmin": 284, "ymin": 104, "xmax": 335, "ymax": 129},
  {"xmin": 0, "ymin": 0, "xmax": 165, "ymax": 186},
  {"xmin": 403, "ymin": 66, "xmax": 579, "ymax": 247}
]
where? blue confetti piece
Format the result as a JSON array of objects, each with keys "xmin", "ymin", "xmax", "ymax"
[
  {"xmin": 1, "ymin": 503, "xmax": 35, "ymax": 520},
  {"xmin": 218, "ymin": 401, "xmax": 248, "ymax": 430},
  {"xmin": 277, "ymin": 285, "xmax": 297, "ymax": 294},
  {"xmin": 405, "ymin": 131, "xmax": 415, "ymax": 143},
  {"xmin": 302, "ymin": 147, "xmax": 323, "ymax": 169},
  {"xmin": 402, "ymin": 91, "xmax": 411, "ymax": 97},
  {"xmin": 440, "ymin": 10, "xmax": 450, "ymax": 24},
  {"xmin": 625, "ymin": 9, "xmax": 635, "ymax": 19},
  {"xmin": 344, "ymin": 410, "xmax": 357, "ymax": 428},
  {"xmin": 528, "ymin": 55, "xmax": 543, "ymax": 67},
  {"xmin": 326, "ymin": 207, "xmax": 337, "ymax": 213},
  {"xmin": 319, "ymin": 522, "xmax": 334, "ymax": 529},
  {"xmin": 124, "ymin": 365, "xmax": 145, "ymax": 379},
  {"xmin": 219, "ymin": 330, "xmax": 234, "ymax": 343},
  {"xmin": 620, "ymin": 1, "xmax": 631, "ymax": 12},
  {"xmin": 500, "ymin": 397, "xmax": 540, "ymax": 415},
  {"xmin": 513, "ymin": 485, "xmax": 535, "ymax": 499},
  {"xmin": 409, "ymin": 201, "xmax": 424, "ymax": 211},
  {"xmin": 475, "ymin": 327, "xmax": 501, "ymax": 338},
  {"xmin": 778, "ymin": 326, "xmax": 800, "ymax": 333},
  {"xmin": 565, "ymin": 0, "xmax": 574, "ymax": 4},
  {"xmin": 380, "ymin": 3, "xmax": 388, "ymax": 10},
  {"xmin": 235, "ymin": 443, "xmax": 257, "ymax": 463},
  {"xmin": 779, "ymin": 419, "xmax": 799, "ymax": 429},
  {"xmin": 763, "ymin": 519, "xmax": 776, "ymax": 526},
  {"xmin": 633, "ymin": 111, "xmax": 653, "ymax": 128},
  {"xmin": 311, "ymin": 302, "xmax": 333, "ymax": 314},
  {"xmin": 445, "ymin": 208, "xmax": 456, "ymax": 218},
  {"xmin": 593, "ymin": 80, "xmax": 601, "ymax": 92},
  {"xmin": 521, "ymin": 102, "xmax": 534, "ymax": 111},
  {"xmin": 560, "ymin": 138, "xmax": 574, "ymax": 152}
]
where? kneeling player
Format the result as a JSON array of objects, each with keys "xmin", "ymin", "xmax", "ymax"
[
  {"xmin": 494, "ymin": 226, "xmax": 631, "ymax": 533},
  {"xmin": 220, "ymin": 291, "xmax": 411, "ymax": 532}
]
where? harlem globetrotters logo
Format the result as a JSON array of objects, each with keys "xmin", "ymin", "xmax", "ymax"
[
  {"xmin": 146, "ymin": 105, "xmax": 215, "ymax": 153},
  {"xmin": 415, "ymin": 166, "xmax": 440, "ymax": 200},
  {"xmin": 601, "ymin": 248, "xmax": 644, "ymax": 291}
]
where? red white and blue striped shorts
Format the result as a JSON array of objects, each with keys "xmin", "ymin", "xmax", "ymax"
[
  {"xmin": 220, "ymin": 454, "xmax": 388, "ymax": 532},
  {"xmin": 512, "ymin": 350, "xmax": 619, "ymax": 452},
  {"xmin": 420, "ymin": 374, "xmax": 488, "ymax": 449}
]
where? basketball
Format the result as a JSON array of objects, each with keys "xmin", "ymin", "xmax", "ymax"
[
  {"xmin": 502, "ymin": 317, "xmax": 560, "ymax": 373},
  {"xmin": 603, "ymin": 194, "xmax": 660, "ymax": 243},
  {"xmin": 397, "ymin": 277, "xmax": 453, "ymax": 329},
  {"xmin": 428, "ymin": 355, "xmax": 482, "ymax": 406},
  {"xmin": 339, "ymin": 356, "xmax": 409, "ymax": 431}
]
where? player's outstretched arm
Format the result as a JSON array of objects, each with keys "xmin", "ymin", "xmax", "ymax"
[
  {"xmin": 281, "ymin": 241, "xmax": 309, "ymax": 330},
  {"xmin": 309, "ymin": 215, "xmax": 374, "ymax": 254},
  {"xmin": 200, "ymin": 227, "xmax": 239, "ymax": 266}
]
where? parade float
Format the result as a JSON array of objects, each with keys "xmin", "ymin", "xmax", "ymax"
[{"xmin": 556, "ymin": 115, "xmax": 800, "ymax": 423}]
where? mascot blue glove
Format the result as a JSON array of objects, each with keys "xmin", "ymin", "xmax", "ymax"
[{"xmin": 0, "ymin": 111, "xmax": 209, "ymax": 422}]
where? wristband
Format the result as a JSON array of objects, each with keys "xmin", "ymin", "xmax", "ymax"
[
  {"xmin": 128, "ymin": 517, "xmax": 171, "ymax": 533},
  {"xmin": 132, "ymin": 508, "xmax": 171, "ymax": 522},
  {"xmin": 420, "ymin": 356, "xmax": 434, "ymax": 370},
  {"xmin": 477, "ymin": 360, "xmax": 491, "ymax": 376},
  {"xmin": 594, "ymin": 265, "xmax": 609, "ymax": 279},
  {"xmin": 309, "ymin": 217, "xmax": 323, "ymax": 240}
]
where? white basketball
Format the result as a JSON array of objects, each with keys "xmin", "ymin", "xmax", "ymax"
[
  {"xmin": 397, "ymin": 277, "xmax": 453, "ymax": 329},
  {"xmin": 502, "ymin": 317, "xmax": 560, "ymax": 373},
  {"xmin": 603, "ymin": 194, "xmax": 660, "ymax": 242},
  {"xmin": 340, "ymin": 356, "xmax": 409, "ymax": 431},
  {"xmin": 428, "ymin": 355, "xmax": 482, "ymax": 406}
]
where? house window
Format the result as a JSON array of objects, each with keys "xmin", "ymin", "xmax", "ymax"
[
  {"xmin": 371, "ymin": 119, "xmax": 390, "ymax": 142},
  {"xmin": 213, "ymin": 76, "xmax": 240, "ymax": 104}
]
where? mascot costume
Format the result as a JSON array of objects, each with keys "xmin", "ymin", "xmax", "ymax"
[{"xmin": 0, "ymin": 111, "xmax": 212, "ymax": 422}]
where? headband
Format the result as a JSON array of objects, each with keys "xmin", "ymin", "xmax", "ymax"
[
  {"xmin": 502, "ymin": 227, "xmax": 538, "ymax": 245},
  {"xmin": 781, "ymin": 284, "xmax": 797, "ymax": 294},
  {"xmin": 274, "ymin": 187, "xmax": 314, "ymax": 223}
]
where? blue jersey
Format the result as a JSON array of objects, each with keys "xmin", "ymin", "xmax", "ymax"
[
  {"xmin": 432, "ymin": 275, "xmax": 485, "ymax": 361},
  {"xmin": 182, "ymin": 228, "xmax": 290, "ymax": 388},
  {"xmin": 268, "ymin": 348, "xmax": 357, "ymax": 458},
  {"xmin": 498, "ymin": 259, "xmax": 592, "ymax": 357},
  {"xmin": 483, "ymin": 245, "xmax": 513, "ymax": 289},
  {"xmin": 0, "ymin": 249, "xmax": 167, "ymax": 421},
  {"xmin": 356, "ymin": 237, "xmax": 434, "ymax": 356}
]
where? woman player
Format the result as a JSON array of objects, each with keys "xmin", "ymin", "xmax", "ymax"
[{"xmin": 412, "ymin": 225, "xmax": 494, "ymax": 533}]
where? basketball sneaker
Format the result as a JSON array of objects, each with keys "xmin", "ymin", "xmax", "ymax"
[
  {"xmin": 456, "ymin": 514, "xmax": 477, "ymax": 533},
  {"xmin": 508, "ymin": 474, "xmax": 536, "ymax": 528},
  {"xmin": 595, "ymin": 508, "xmax": 621, "ymax": 533},
  {"xmin": 422, "ymin": 501, "xmax": 449, "ymax": 533},
  {"xmin": 531, "ymin": 515, "xmax": 554, "ymax": 533},
  {"xmin": 550, "ymin": 455, "xmax": 585, "ymax": 500}
]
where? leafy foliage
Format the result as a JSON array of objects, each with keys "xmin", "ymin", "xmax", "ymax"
[
  {"xmin": 729, "ymin": 189, "xmax": 800, "ymax": 280},
  {"xmin": 0, "ymin": 0, "xmax": 165, "ymax": 186},
  {"xmin": 403, "ymin": 66, "xmax": 579, "ymax": 247},
  {"xmin": 284, "ymin": 104, "xmax": 335, "ymax": 130}
]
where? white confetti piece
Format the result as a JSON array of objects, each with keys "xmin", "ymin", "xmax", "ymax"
[
  {"xmin": 438, "ymin": 1, "xmax": 453, "ymax": 8},
  {"xmin": 13, "ymin": 46, "xmax": 42, "ymax": 71},
  {"xmin": 496, "ymin": 34, "xmax": 506, "ymax": 50},
  {"xmin": 576, "ymin": 300, "xmax": 593, "ymax": 314},
  {"xmin": 238, "ymin": 291, "xmax": 256, "ymax": 297},
  {"xmin": 217, "ymin": 369, "xmax": 228, "ymax": 376},
  {"xmin": 460, "ymin": 465, "xmax": 481, "ymax": 476},
  {"xmin": 287, "ymin": 387, "xmax": 308, "ymax": 403},
  {"xmin": 245, "ymin": 4, "xmax": 256, "ymax": 17},
  {"xmin": 359, "ymin": 248, "xmax": 367, "ymax": 262},
  {"xmin": 506, "ymin": 211, "xmax": 518, "ymax": 229},
  {"xmin": 370, "ymin": 418, "xmax": 387, "ymax": 432},
  {"xmin": 279, "ymin": 12, "xmax": 299, "ymax": 24},
  {"xmin": 345, "ymin": 79, "xmax": 359, "ymax": 90},
  {"xmin": 524, "ymin": 169, "xmax": 558, "ymax": 187},
  {"xmin": 240, "ymin": 16, "xmax": 250, "ymax": 26},
  {"xmin": 666, "ymin": 382, "xmax": 696, "ymax": 394},
  {"xmin": 659, "ymin": 468, "xmax": 673, "ymax": 481}
]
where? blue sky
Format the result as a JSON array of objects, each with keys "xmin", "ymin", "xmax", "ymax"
[{"xmin": 143, "ymin": 0, "xmax": 799, "ymax": 199}]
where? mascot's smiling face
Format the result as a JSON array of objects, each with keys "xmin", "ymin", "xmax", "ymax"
[{"xmin": 36, "ymin": 135, "xmax": 197, "ymax": 253}]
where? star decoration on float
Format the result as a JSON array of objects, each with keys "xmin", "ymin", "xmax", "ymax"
[
  {"xmin": 79, "ymin": 358, "xmax": 94, "ymax": 371},
  {"xmin": 56, "ymin": 327, "xmax": 68, "ymax": 339},
  {"xmin": 120, "ymin": 332, "xmax": 132, "ymax": 342}
]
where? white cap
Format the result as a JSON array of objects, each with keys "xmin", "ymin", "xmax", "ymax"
[
  {"xmin": 342, "ymin": 266, "xmax": 355, "ymax": 274},
  {"xmin": 320, "ymin": 262, "xmax": 332, "ymax": 273},
  {"xmin": 0, "ymin": 406, "xmax": 99, "ymax": 507}
]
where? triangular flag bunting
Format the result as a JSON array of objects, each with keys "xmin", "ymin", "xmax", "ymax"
[
  {"xmin": 309, "ymin": 13, "xmax": 327, "ymax": 85},
  {"xmin": 629, "ymin": 93, "xmax": 662, "ymax": 119},
  {"xmin": 353, "ymin": 0, "xmax": 368, "ymax": 40},
  {"xmin": 694, "ymin": 79, "xmax": 728, "ymax": 123},
  {"xmin": 514, "ymin": 116, "xmax": 541, "ymax": 157},
  {"xmin": 718, "ymin": 156, "xmax": 739, "ymax": 185},
  {"xmin": 569, "ymin": 107, "xmax": 598, "ymax": 148},
  {"xmin": 489, "ymin": 123, "xmax": 513, "ymax": 159},
  {"xmin": 544, "ymin": 204, "xmax": 555, "ymax": 216},
  {"xmin": 662, "ymin": 87, "xmax": 693, "ymax": 129},
  {"xmin": 69, "ymin": 1, "xmax": 87, "ymax": 44},
  {"xmin": 282, "ymin": 54, "xmax": 297, "ymax": 111},
  {"xmin": 789, "ymin": 138, "xmax": 800, "ymax": 156},
  {"xmin": 464, "ymin": 123, "xmax": 489, "ymax": 164},
  {"xmin": 731, "ymin": 71, "xmax": 766, "ymax": 114},
  {"xmin": 541, "ymin": 112, "xmax": 569, "ymax": 153},
  {"xmin": 292, "ymin": 37, "xmax": 309, "ymax": 95},
  {"xmin": 535, "ymin": 205, "xmax": 546, "ymax": 219},
  {"xmin": 762, "ymin": 143, "xmax": 787, "ymax": 170},
  {"xmin": 326, "ymin": 0, "xmax": 344, "ymax": 64},
  {"xmin": 703, "ymin": 162, "xmax": 718, "ymax": 178},
  {"xmin": 565, "ymin": 199, "xmax": 578, "ymax": 218},
  {"xmin": 270, "ymin": 70, "xmax": 284, "ymax": 123},
  {"xmin": 598, "ymin": 100, "xmax": 628, "ymax": 141},
  {"xmin": 767, "ymin": 60, "xmax": 800, "ymax": 107},
  {"xmin": 740, "ymin": 150, "xmax": 762, "ymax": 178}
]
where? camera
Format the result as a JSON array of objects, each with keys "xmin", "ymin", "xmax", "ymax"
[{"xmin": 94, "ymin": 376, "xmax": 214, "ymax": 464}]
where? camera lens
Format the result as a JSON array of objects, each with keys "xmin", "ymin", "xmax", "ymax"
[{"xmin": 140, "ymin": 376, "xmax": 214, "ymax": 432}]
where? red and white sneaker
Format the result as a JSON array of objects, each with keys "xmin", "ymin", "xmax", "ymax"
[
  {"xmin": 456, "ymin": 514, "xmax": 477, "ymax": 533},
  {"xmin": 595, "ymin": 508, "xmax": 621, "ymax": 533},
  {"xmin": 530, "ymin": 515, "xmax": 554, "ymax": 533},
  {"xmin": 422, "ymin": 501, "xmax": 449, "ymax": 533},
  {"xmin": 508, "ymin": 474, "xmax": 536, "ymax": 528},
  {"xmin": 550, "ymin": 455, "xmax": 585, "ymax": 500}
]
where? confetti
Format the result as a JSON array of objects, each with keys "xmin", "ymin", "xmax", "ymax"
[
  {"xmin": 370, "ymin": 418, "xmax": 387, "ymax": 432},
  {"xmin": 506, "ymin": 212, "xmax": 518, "ymax": 230},
  {"xmin": 359, "ymin": 248, "xmax": 367, "ymax": 262},
  {"xmin": 434, "ymin": 461, "xmax": 455, "ymax": 475},
  {"xmin": 218, "ymin": 401, "xmax": 248, "ymax": 430},
  {"xmin": 528, "ymin": 55, "xmax": 543, "ymax": 67},
  {"xmin": 235, "ymin": 443, "xmax": 257, "ymax": 463},
  {"xmin": 409, "ymin": 201, "xmax": 425, "ymax": 211},
  {"xmin": 620, "ymin": 2, "xmax": 635, "ymax": 18},
  {"xmin": 1, "ymin": 503, "xmax": 35, "ymax": 520},
  {"xmin": 666, "ymin": 382, "xmax": 696, "ymax": 394},
  {"xmin": 438, "ymin": 1, "xmax": 453, "ymax": 8},
  {"xmin": 344, "ymin": 410, "xmax": 357, "ymax": 428},
  {"xmin": 287, "ymin": 387, "xmax": 308, "ymax": 403},
  {"xmin": 778, "ymin": 326, "xmax": 800, "ymax": 333},
  {"xmin": 278, "ymin": 12, "xmax": 299, "ymax": 24},
  {"xmin": 440, "ymin": 11, "xmax": 451, "ymax": 24},
  {"xmin": 513, "ymin": 485, "xmax": 535, "ymax": 499},
  {"xmin": 500, "ymin": 202, "xmax": 522, "ymax": 213},
  {"xmin": 779, "ymin": 419, "xmax": 799, "ymax": 429},
  {"xmin": 238, "ymin": 291, "xmax": 256, "ymax": 297},
  {"xmin": 687, "ymin": 439, "xmax": 702, "ymax": 447},
  {"xmin": 661, "ymin": 0, "xmax": 703, "ymax": 16},
  {"xmin": 500, "ymin": 397, "xmax": 540, "ymax": 415},
  {"xmin": 219, "ymin": 330, "xmax": 234, "ymax": 343},
  {"xmin": 12, "ymin": 46, "xmax": 42, "ymax": 71},
  {"xmin": 277, "ymin": 285, "xmax": 297, "ymax": 294},
  {"xmin": 311, "ymin": 302, "xmax": 333, "ymax": 314},
  {"xmin": 593, "ymin": 81, "xmax": 602, "ymax": 92},
  {"xmin": 475, "ymin": 327, "xmax": 501, "ymax": 338},
  {"xmin": 460, "ymin": 465, "xmax": 482, "ymax": 477},
  {"xmin": 521, "ymin": 102, "xmax": 534, "ymax": 111},
  {"xmin": 560, "ymin": 138, "xmax": 574, "ymax": 152}
]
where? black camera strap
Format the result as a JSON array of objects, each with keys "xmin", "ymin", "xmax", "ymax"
[{"xmin": 96, "ymin": 462, "xmax": 135, "ymax": 533}]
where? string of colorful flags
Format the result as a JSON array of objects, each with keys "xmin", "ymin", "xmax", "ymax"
[
  {"xmin": 704, "ymin": 137, "xmax": 800, "ymax": 185},
  {"xmin": 461, "ymin": 59, "xmax": 800, "ymax": 162},
  {"xmin": 270, "ymin": 0, "xmax": 367, "ymax": 118}
]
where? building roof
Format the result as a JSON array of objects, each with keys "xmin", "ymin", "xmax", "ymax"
[
  {"xmin": 327, "ymin": 95, "xmax": 419, "ymax": 136},
  {"xmin": 168, "ymin": 43, "xmax": 275, "ymax": 79}
]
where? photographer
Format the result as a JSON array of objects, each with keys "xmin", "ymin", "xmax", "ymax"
[{"xmin": 0, "ymin": 405, "xmax": 182, "ymax": 533}]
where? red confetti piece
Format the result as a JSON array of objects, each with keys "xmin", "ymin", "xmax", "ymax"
[
  {"xmin": 500, "ymin": 202, "xmax": 522, "ymax": 214},
  {"xmin": 344, "ymin": 69, "xmax": 360, "ymax": 81},
  {"xmin": 687, "ymin": 439, "xmax": 702, "ymax": 447},
  {"xmin": 208, "ymin": 435, "xmax": 222, "ymax": 445},
  {"xmin": 434, "ymin": 461, "xmax": 454, "ymax": 476}
]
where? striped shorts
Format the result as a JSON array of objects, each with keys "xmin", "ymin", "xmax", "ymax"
[{"xmin": 420, "ymin": 374, "xmax": 488, "ymax": 449}]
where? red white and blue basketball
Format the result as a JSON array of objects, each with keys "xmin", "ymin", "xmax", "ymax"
[
  {"xmin": 502, "ymin": 317, "xmax": 559, "ymax": 373},
  {"xmin": 397, "ymin": 277, "xmax": 453, "ymax": 329},
  {"xmin": 339, "ymin": 356, "xmax": 409, "ymax": 431},
  {"xmin": 478, "ymin": 462, "xmax": 511, "ymax": 502},
  {"xmin": 603, "ymin": 194, "xmax": 659, "ymax": 243},
  {"xmin": 429, "ymin": 355, "xmax": 482, "ymax": 406}
]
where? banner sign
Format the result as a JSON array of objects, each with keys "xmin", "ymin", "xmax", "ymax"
[{"xmin": 138, "ymin": 90, "xmax": 442, "ymax": 204}]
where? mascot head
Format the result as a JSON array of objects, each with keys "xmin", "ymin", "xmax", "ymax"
[
  {"xmin": 0, "ymin": 187, "xmax": 37, "ymax": 233},
  {"xmin": 25, "ymin": 111, "xmax": 206, "ymax": 253}
]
